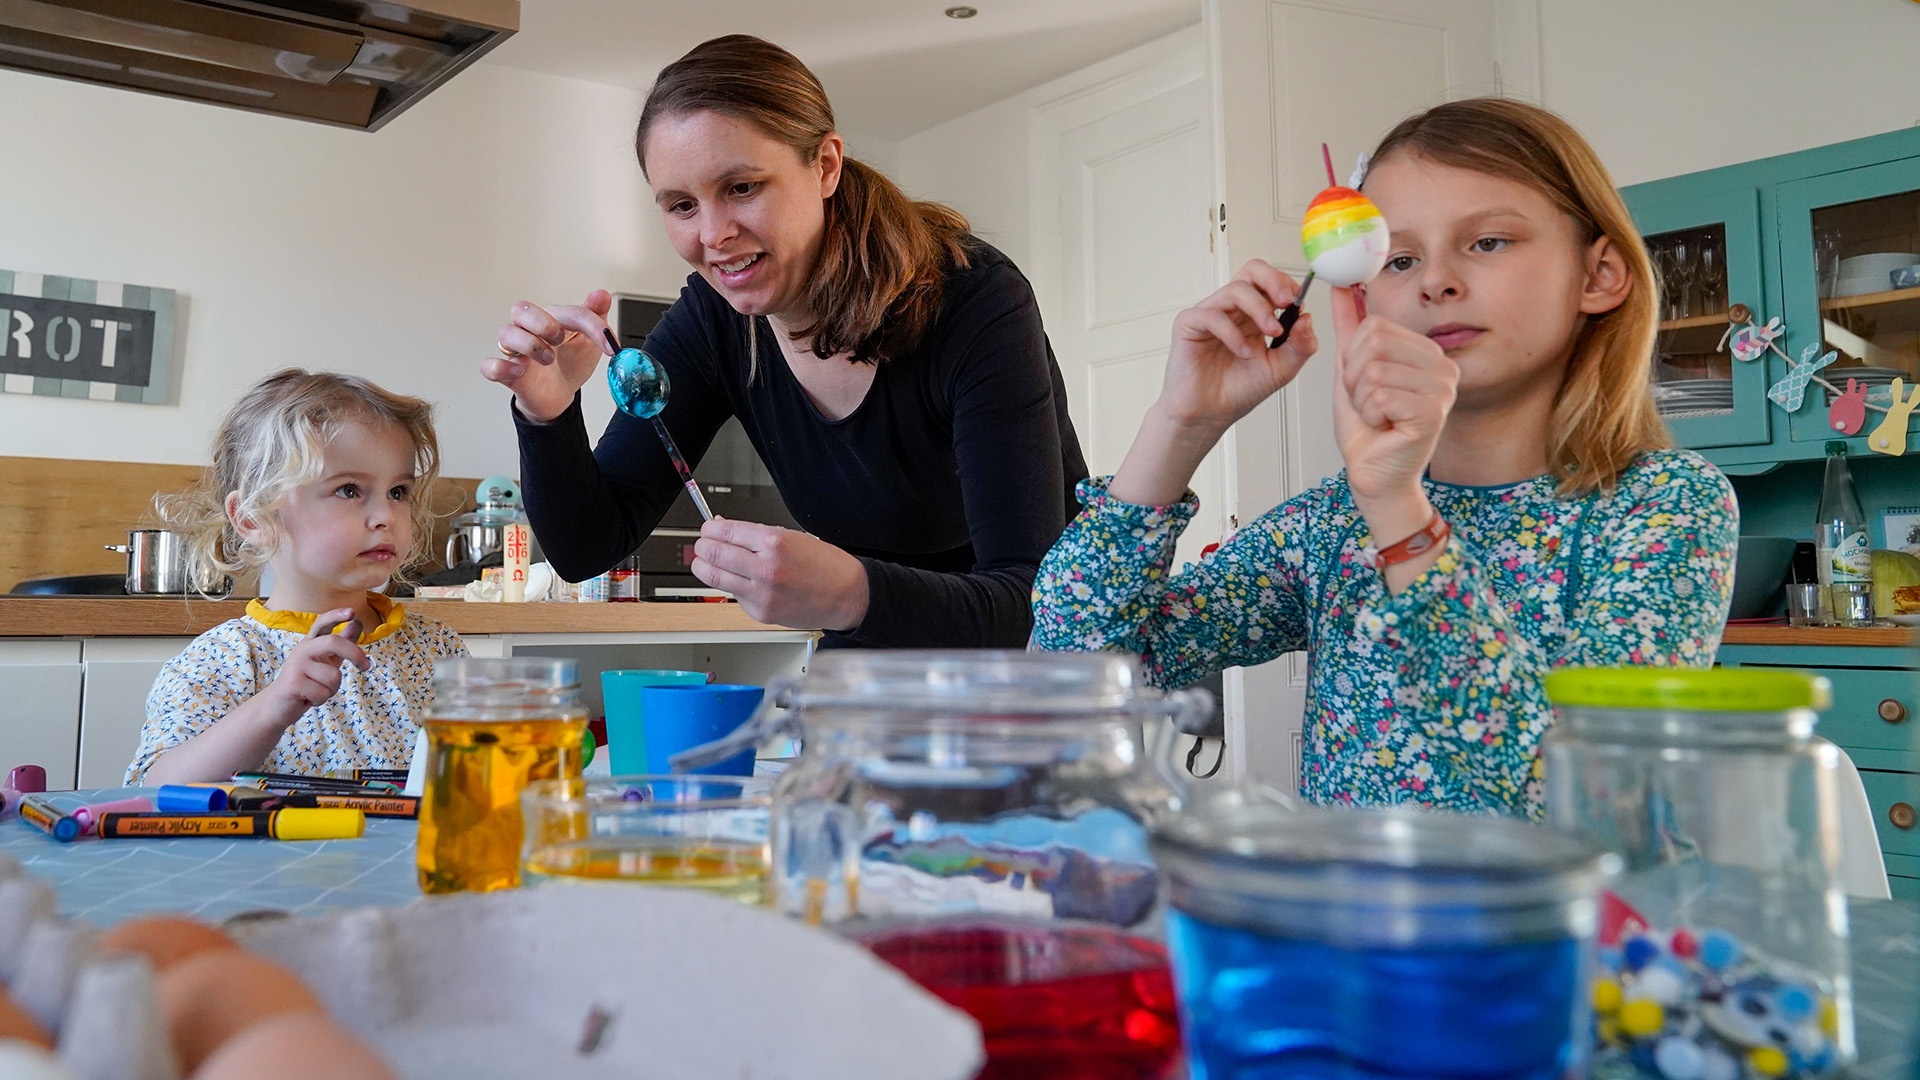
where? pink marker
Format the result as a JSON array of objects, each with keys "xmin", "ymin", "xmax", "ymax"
[{"xmin": 71, "ymin": 797, "xmax": 153, "ymax": 832}]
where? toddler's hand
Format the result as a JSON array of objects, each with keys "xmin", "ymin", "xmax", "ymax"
[
  {"xmin": 267, "ymin": 609, "xmax": 370, "ymax": 720},
  {"xmin": 1330, "ymin": 286, "xmax": 1458, "ymax": 507}
]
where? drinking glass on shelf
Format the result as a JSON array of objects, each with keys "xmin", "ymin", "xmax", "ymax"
[
  {"xmin": 1697, "ymin": 242, "xmax": 1727, "ymax": 315},
  {"xmin": 1667, "ymin": 237, "xmax": 1697, "ymax": 320},
  {"xmin": 1652, "ymin": 241, "xmax": 1677, "ymax": 321},
  {"xmin": 1813, "ymin": 226, "xmax": 1841, "ymax": 299}
]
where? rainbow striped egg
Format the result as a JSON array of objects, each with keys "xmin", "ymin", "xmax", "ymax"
[{"xmin": 1301, "ymin": 185, "xmax": 1389, "ymax": 287}]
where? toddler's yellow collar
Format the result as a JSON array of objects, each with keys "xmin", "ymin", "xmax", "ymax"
[{"xmin": 246, "ymin": 592, "xmax": 405, "ymax": 645}]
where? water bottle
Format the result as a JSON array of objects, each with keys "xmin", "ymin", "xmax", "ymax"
[{"xmin": 1815, "ymin": 441, "xmax": 1873, "ymax": 626}]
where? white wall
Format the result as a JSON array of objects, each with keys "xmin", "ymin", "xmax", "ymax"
[
  {"xmin": 895, "ymin": 97, "xmax": 1036, "ymax": 271},
  {"xmin": 0, "ymin": 62, "xmax": 681, "ymax": 479},
  {"xmin": 1529, "ymin": 0, "xmax": 1920, "ymax": 186}
]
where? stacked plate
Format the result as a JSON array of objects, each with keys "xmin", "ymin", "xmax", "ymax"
[
  {"xmin": 1654, "ymin": 378, "xmax": 1734, "ymax": 416},
  {"xmin": 1834, "ymin": 252, "xmax": 1920, "ymax": 298}
]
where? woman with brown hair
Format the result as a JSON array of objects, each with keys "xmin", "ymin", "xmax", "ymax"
[{"xmin": 483, "ymin": 35, "xmax": 1086, "ymax": 647}]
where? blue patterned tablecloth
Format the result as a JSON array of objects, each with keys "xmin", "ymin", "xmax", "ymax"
[{"xmin": 5, "ymin": 791, "xmax": 1916, "ymax": 1074}]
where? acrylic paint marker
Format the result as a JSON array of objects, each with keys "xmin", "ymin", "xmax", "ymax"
[
  {"xmin": 17, "ymin": 795, "xmax": 82, "ymax": 842},
  {"xmin": 346, "ymin": 769, "xmax": 409, "ymax": 784},
  {"xmin": 232, "ymin": 772, "xmax": 402, "ymax": 794},
  {"xmin": 95, "ymin": 809, "xmax": 365, "ymax": 840},
  {"xmin": 225, "ymin": 789, "xmax": 419, "ymax": 819},
  {"xmin": 155, "ymin": 785, "xmax": 227, "ymax": 813},
  {"xmin": 70, "ymin": 797, "xmax": 153, "ymax": 831}
]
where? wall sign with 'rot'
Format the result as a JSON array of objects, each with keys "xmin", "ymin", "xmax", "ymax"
[{"xmin": 0, "ymin": 268, "xmax": 177, "ymax": 404}]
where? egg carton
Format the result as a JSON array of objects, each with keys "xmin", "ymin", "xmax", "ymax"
[{"xmin": 0, "ymin": 855, "xmax": 984, "ymax": 1080}]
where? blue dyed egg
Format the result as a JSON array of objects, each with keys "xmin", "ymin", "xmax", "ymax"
[{"xmin": 608, "ymin": 348, "xmax": 671, "ymax": 419}]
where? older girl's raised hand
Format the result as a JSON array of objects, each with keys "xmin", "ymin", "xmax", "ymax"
[
  {"xmin": 1109, "ymin": 260, "xmax": 1318, "ymax": 506},
  {"xmin": 480, "ymin": 290, "xmax": 618, "ymax": 423},
  {"xmin": 1160, "ymin": 260, "xmax": 1319, "ymax": 435}
]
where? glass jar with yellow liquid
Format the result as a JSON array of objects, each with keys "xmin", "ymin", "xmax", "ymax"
[
  {"xmin": 418, "ymin": 657, "xmax": 588, "ymax": 894},
  {"xmin": 520, "ymin": 775, "xmax": 774, "ymax": 904}
]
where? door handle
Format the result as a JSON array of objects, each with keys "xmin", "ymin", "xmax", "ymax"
[{"xmin": 1878, "ymin": 698, "xmax": 1908, "ymax": 724}]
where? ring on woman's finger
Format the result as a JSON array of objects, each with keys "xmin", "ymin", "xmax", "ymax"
[{"xmin": 497, "ymin": 342, "xmax": 519, "ymax": 358}]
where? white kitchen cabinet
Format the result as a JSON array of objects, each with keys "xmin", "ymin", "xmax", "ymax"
[
  {"xmin": 0, "ymin": 640, "xmax": 84, "ymax": 788},
  {"xmin": 77, "ymin": 638, "xmax": 192, "ymax": 788}
]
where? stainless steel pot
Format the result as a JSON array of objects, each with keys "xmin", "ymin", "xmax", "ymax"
[
  {"xmin": 445, "ymin": 507, "xmax": 514, "ymax": 568},
  {"xmin": 105, "ymin": 529, "xmax": 231, "ymax": 597}
]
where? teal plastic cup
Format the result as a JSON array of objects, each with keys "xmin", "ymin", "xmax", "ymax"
[{"xmin": 601, "ymin": 669, "xmax": 709, "ymax": 775}]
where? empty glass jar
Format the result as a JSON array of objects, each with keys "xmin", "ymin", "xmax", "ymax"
[{"xmin": 1543, "ymin": 667, "xmax": 1852, "ymax": 1080}]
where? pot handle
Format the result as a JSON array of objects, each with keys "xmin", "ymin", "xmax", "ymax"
[
  {"xmin": 669, "ymin": 676, "xmax": 803, "ymax": 772},
  {"xmin": 104, "ymin": 545, "xmax": 131, "ymax": 554}
]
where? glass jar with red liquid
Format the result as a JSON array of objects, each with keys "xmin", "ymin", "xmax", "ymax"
[{"xmin": 674, "ymin": 650, "xmax": 1210, "ymax": 1080}]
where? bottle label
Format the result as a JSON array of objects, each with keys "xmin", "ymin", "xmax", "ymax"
[{"xmin": 1829, "ymin": 530, "xmax": 1871, "ymax": 583}]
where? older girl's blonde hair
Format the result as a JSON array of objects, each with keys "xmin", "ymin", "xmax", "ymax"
[
  {"xmin": 155, "ymin": 369, "xmax": 441, "ymax": 590},
  {"xmin": 1367, "ymin": 97, "xmax": 1668, "ymax": 496}
]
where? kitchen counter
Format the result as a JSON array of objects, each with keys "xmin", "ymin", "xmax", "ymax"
[{"xmin": 0, "ymin": 597, "xmax": 801, "ymax": 638}]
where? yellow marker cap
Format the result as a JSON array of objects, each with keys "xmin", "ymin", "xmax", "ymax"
[{"xmin": 270, "ymin": 808, "xmax": 365, "ymax": 840}]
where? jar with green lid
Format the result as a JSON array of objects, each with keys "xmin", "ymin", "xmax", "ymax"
[{"xmin": 1543, "ymin": 667, "xmax": 1852, "ymax": 1080}]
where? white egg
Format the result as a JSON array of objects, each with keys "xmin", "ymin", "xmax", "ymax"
[{"xmin": 1307, "ymin": 222, "xmax": 1391, "ymax": 287}]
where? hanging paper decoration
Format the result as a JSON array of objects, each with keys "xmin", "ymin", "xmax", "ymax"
[
  {"xmin": 1868, "ymin": 378, "xmax": 1920, "ymax": 456},
  {"xmin": 1728, "ymin": 317, "xmax": 1786, "ymax": 362},
  {"xmin": 1766, "ymin": 342, "xmax": 1838, "ymax": 411},
  {"xmin": 1829, "ymin": 378, "xmax": 1868, "ymax": 435}
]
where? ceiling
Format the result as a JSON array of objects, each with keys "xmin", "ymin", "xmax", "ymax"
[{"xmin": 481, "ymin": 0, "xmax": 1200, "ymax": 140}]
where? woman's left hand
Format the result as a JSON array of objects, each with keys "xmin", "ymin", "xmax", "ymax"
[{"xmin": 691, "ymin": 518, "xmax": 870, "ymax": 632}]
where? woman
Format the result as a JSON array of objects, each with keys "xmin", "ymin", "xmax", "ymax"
[{"xmin": 484, "ymin": 35, "xmax": 1086, "ymax": 647}]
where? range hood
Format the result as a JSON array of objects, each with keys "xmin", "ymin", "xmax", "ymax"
[{"xmin": 0, "ymin": 0, "xmax": 517, "ymax": 131}]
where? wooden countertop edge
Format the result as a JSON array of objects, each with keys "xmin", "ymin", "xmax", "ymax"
[
  {"xmin": 0, "ymin": 597, "xmax": 808, "ymax": 638},
  {"xmin": 1720, "ymin": 624, "xmax": 1915, "ymax": 647}
]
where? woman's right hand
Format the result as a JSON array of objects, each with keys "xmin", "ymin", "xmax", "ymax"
[
  {"xmin": 480, "ymin": 290, "xmax": 617, "ymax": 423},
  {"xmin": 1159, "ymin": 259, "xmax": 1319, "ymax": 436}
]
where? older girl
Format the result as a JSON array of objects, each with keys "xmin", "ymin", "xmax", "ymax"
[{"xmin": 1032, "ymin": 98, "xmax": 1737, "ymax": 818}]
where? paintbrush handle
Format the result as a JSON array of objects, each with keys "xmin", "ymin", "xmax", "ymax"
[
  {"xmin": 1269, "ymin": 271, "xmax": 1315, "ymax": 349},
  {"xmin": 651, "ymin": 417, "xmax": 714, "ymax": 521}
]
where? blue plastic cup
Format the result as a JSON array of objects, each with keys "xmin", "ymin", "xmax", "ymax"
[
  {"xmin": 601, "ymin": 669, "xmax": 709, "ymax": 775},
  {"xmin": 633, "ymin": 684, "xmax": 764, "ymax": 776}
]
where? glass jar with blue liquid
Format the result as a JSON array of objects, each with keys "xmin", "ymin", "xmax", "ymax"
[
  {"xmin": 1544, "ymin": 668, "xmax": 1853, "ymax": 1080},
  {"xmin": 1149, "ymin": 801, "xmax": 1617, "ymax": 1079}
]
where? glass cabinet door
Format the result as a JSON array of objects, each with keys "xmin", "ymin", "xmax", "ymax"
[
  {"xmin": 1627, "ymin": 186, "xmax": 1771, "ymax": 448},
  {"xmin": 1778, "ymin": 157, "xmax": 1920, "ymax": 449}
]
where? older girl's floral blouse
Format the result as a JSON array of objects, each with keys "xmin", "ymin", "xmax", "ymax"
[
  {"xmin": 126, "ymin": 594, "xmax": 466, "ymax": 784},
  {"xmin": 1030, "ymin": 449, "xmax": 1737, "ymax": 818}
]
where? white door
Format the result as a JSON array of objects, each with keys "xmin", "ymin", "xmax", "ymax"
[
  {"xmin": 1206, "ymin": 0, "xmax": 1505, "ymax": 786},
  {"xmin": 1035, "ymin": 32, "xmax": 1222, "ymax": 574}
]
